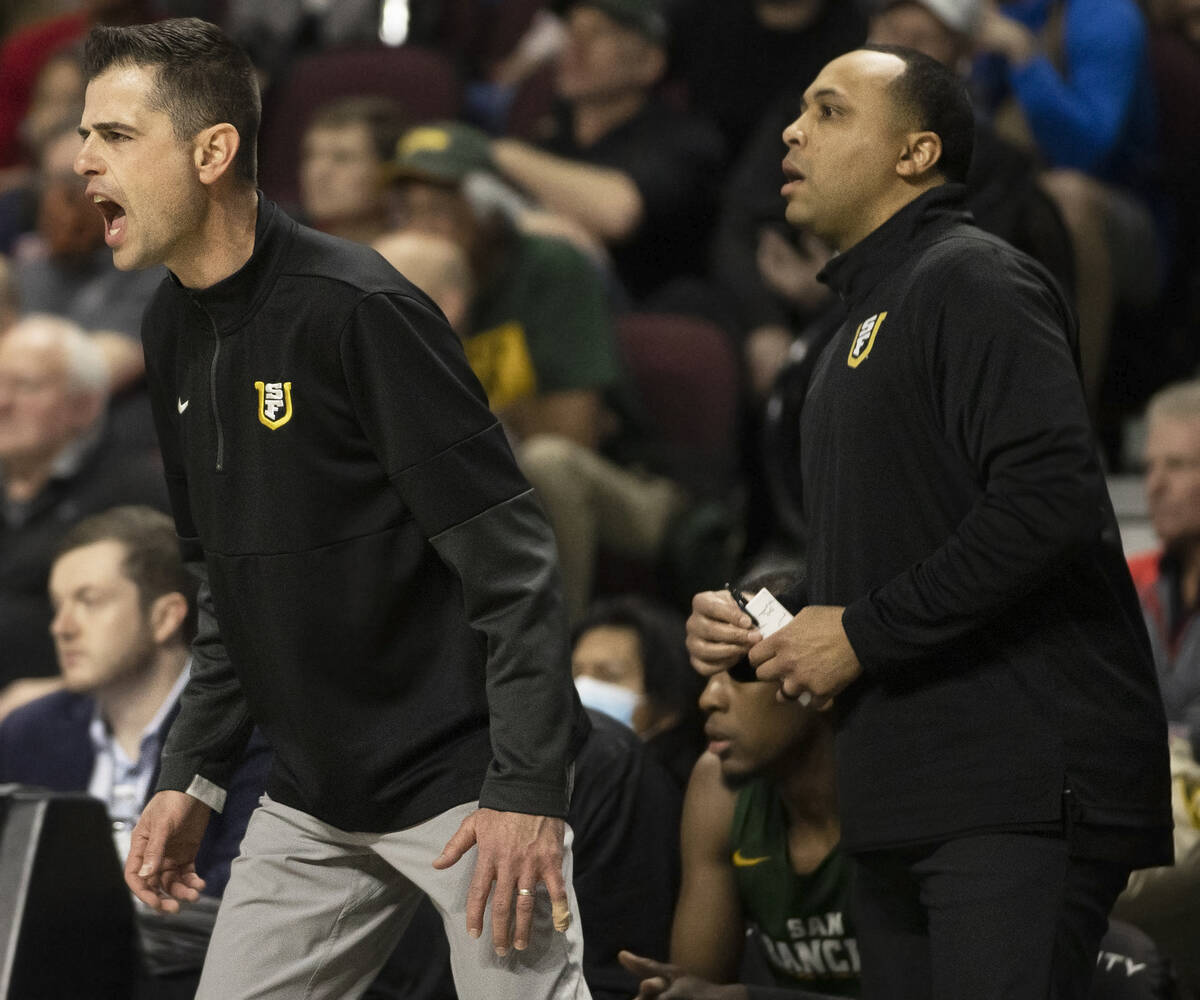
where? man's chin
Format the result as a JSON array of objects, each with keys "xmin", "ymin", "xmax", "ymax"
[
  {"xmin": 110, "ymin": 249, "xmax": 141, "ymax": 271},
  {"xmin": 719, "ymin": 764, "xmax": 756, "ymax": 790}
]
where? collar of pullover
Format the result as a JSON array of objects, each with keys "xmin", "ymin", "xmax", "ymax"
[
  {"xmin": 819, "ymin": 183, "xmax": 971, "ymax": 303},
  {"xmin": 169, "ymin": 195, "xmax": 293, "ymax": 335}
]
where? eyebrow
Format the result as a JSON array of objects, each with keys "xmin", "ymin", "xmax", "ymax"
[
  {"xmin": 798, "ymin": 87, "xmax": 846, "ymax": 112},
  {"xmin": 77, "ymin": 121, "xmax": 141, "ymax": 139}
]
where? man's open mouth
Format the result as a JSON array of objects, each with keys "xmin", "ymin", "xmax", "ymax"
[{"xmin": 93, "ymin": 195, "xmax": 127, "ymax": 244}]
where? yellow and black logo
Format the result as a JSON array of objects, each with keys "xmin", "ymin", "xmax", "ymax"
[
  {"xmin": 847, "ymin": 311, "xmax": 887, "ymax": 368},
  {"xmin": 463, "ymin": 322, "xmax": 537, "ymax": 411},
  {"xmin": 255, "ymin": 381, "xmax": 293, "ymax": 429}
]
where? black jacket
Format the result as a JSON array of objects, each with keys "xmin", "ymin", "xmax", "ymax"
[
  {"xmin": 801, "ymin": 186, "xmax": 1171, "ymax": 863},
  {"xmin": 143, "ymin": 199, "xmax": 587, "ymax": 832}
]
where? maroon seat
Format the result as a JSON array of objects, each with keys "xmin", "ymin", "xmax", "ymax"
[
  {"xmin": 257, "ymin": 44, "xmax": 462, "ymax": 208},
  {"xmin": 593, "ymin": 312, "xmax": 742, "ymax": 606},
  {"xmin": 505, "ymin": 60, "xmax": 557, "ymax": 140},
  {"xmin": 615, "ymin": 311, "xmax": 740, "ymax": 472}
]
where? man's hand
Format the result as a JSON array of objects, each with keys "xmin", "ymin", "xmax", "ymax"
[
  {"xmin": 686, "ymin": 591, "xmax": 762, "ymax": 676},
  {"xmin": 757, "ymin": 228, "xmax": 831, "ymax": 309},
  {"xmin": 125, "ymin": 790, "xmax": 211, "ymax": 912},
  {"xmin": 976, "ymin": 1, "xmax": 1038, "ymax": 64},
  {"xmin": 434, "ymin": 807, "xmax": 569, "ymax": 955},
  {"xmin": 618, "ymin": 951, "xmax": 749, "ymax": 1000},
  {"xmin": 744, "ymin": 325, "xmax": 794, "ymax": 400},
  {"xmin": 750, "ymin": 605, "xmax": 862, "ymax": 708}
]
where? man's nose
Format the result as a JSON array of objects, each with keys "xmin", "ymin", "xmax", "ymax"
[
  {"xmin": 74, "ymin": 135, "xmax": 100, "ymax": 177},
  {"xmin": 698, "ymin": 673, "xmax": 726, "ymax": 712},
  {"xmin": 51, "ymin": 603, "xmax": 76, "ymax": 637}
]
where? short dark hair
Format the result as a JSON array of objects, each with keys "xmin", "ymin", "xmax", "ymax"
[
  {"xmin": 55, "ymin": 505, "xmax": 199, "ymax": 645},
  {"xmin": 862, "ymin": 43, "xmax": 975, "ymax": 184},
  {"xmin": 306, "ymin": 96, "xmax": 410, "ymax": 164},
  {"xmin": 83, "ymin": 18, "xmax": 260, "ymax": 185}
]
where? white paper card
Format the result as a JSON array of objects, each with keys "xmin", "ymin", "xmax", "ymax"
[{"xmin": 745, "ymin": 588, "xmax": 793, "ymax": 638}]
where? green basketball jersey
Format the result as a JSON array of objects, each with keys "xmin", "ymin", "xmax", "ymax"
[{"xmin": 731, "ymin": 777, "xmax": 861, "ymax": 996}]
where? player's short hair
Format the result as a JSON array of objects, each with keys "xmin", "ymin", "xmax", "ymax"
[
  {"xmin": 83, "ymin": 18, "xmax": 260, "ymax": 185},
  {"xmin": 863, "ymin": 43, "xmax": 975, "ymax": 184}
]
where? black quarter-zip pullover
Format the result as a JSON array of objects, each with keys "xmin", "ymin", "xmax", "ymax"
[
  {"xmin": 144, "ymin": 199, "xmax": 587, "ymax": 832},
  {"xmin": 800, "ymin": 185, "xmax": 1171, "ymax": 864}
]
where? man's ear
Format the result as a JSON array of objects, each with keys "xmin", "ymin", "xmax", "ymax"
[
  {"xmin": 897, "ymin": 130, "xmax": 943, "ymax": 179},
  {"xmin": 193, "ymin": 123, "xmax": 241, "ymax": 186},
  {"xmin": 148, "ymin": 591, "xmax": 189, "ymax": 645}
]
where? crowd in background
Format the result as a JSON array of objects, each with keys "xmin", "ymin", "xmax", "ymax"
[{"xmin": 1, "ymin": 0, "xmax": 1199, "ymax": 997}]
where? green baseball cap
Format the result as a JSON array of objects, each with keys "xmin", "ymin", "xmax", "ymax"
[
  {"xmin": 387, "ymin": 122, "xmax": 493, "ymax": 185},
  {"xmin": 561, "ymin": 0, "xmax": 669, "ymax": 44}
]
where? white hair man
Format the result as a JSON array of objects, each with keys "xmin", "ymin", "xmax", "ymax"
[
  {"xmin": 1131, "ymin": 380, "xmax": 1200, "ymax": 751},
  {"xmin": 0, "ymin": 313, "xmax": 168, "ymax": 718}
]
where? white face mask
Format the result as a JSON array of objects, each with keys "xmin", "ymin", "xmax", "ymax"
[{"xmin": 574, "ymin": 675, "xmax": 640, "ymax": 730}]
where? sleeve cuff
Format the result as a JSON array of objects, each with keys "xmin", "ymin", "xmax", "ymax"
[{"xmin": 186, "ymin": 774, "xmax": 227, "ymax": 813}]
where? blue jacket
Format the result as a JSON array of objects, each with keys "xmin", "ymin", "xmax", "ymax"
[
  {"xmin": 0, "ymin": 689, "xmax": 271, "ymax": 897},
  {"xmin": 984, "ymin": 0, "xmax": 1158, "ymax": 190}
]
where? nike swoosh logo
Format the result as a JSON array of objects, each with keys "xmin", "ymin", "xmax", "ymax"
[
  {"xmin": 732, "ymin": 849, "xmax": 771, "ymax": 868},
  {"xmin": 177, "ymin": 398, "xmax": 189, "ymax": 414}
]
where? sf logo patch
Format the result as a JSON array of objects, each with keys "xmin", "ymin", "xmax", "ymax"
[
  {"xmin": 255, "ymin": 381, "xmax": 293, "ymax": 429},
  {"xmin": 847, "ymin": 311, "xmax": 888, "ymax": 368}
]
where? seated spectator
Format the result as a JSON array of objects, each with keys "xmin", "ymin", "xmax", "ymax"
[
  {"xmin": 974, "ymin": 0, "xmax": 1165, "ymax": 413},
  {"xmin": 372, "ymin": 229, "xmax": 474, "ymax": 334},
  {"xmin": 19, "ymin": 45, "xmax": 87, "ymax": 172},
  {"xmin": 665, "ymin": 0, "xmax": 867, "ymax": 153},
  {"xmin": 13, "ymin": 119, "xmax": 158, "ymax": 394},
  {"xmin": 0, "ymin": 0, "xmax": 156, "ymax": 178},
  {"xmin": 0, "ymin": 314, "xmax": 168, "ymax": 717},
  {"xmin": 572, "ymin": 593, "xmax": 704, "ymax": 788},
  {"xmin": 367, "ymin": 708, "xmax": 682, "ymax": 1000},
  {"xmin": 0, "ymin": 45, "xmax": 85, "ymax": 254},
  {"xmin": 485, "ymin": 0, "xmax": 726, "ymax": 306},
  {"xmin": 377, "ymin": 139, "xmax": 690, "ymax": 618},
  {"xmin": 1129, "ymin": 379, "xmax": 1200, "ymax": 756},
  {"xmin": 0, "ymin": 505, "xmax": 270, "ymax": 1000},
  {"xmin": 298, "ymin": 95, "xmax": 408, "ymax": 246}
]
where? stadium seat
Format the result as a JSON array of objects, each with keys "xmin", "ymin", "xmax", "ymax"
[{"xmin": 257, "ymin": 44, "xmax": 462, "ymax": 208}]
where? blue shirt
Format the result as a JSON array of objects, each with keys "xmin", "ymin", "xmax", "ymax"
[
  {"xmin": 985, "ymin": 0, "xmax": 1158, "ymax": 190},
  {"xmin": 87, "ymin": 663, "xmax": 191, "ymax": 860}
]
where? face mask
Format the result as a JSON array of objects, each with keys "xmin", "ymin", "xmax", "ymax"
[{"xmin": 574, "ymin": 675, "xmax": 639, "ymax": 730}]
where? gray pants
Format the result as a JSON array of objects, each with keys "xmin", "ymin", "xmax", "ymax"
[{"xmin": 196, "ymin": 796, "xmax": 590, "ymax": 1000}]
